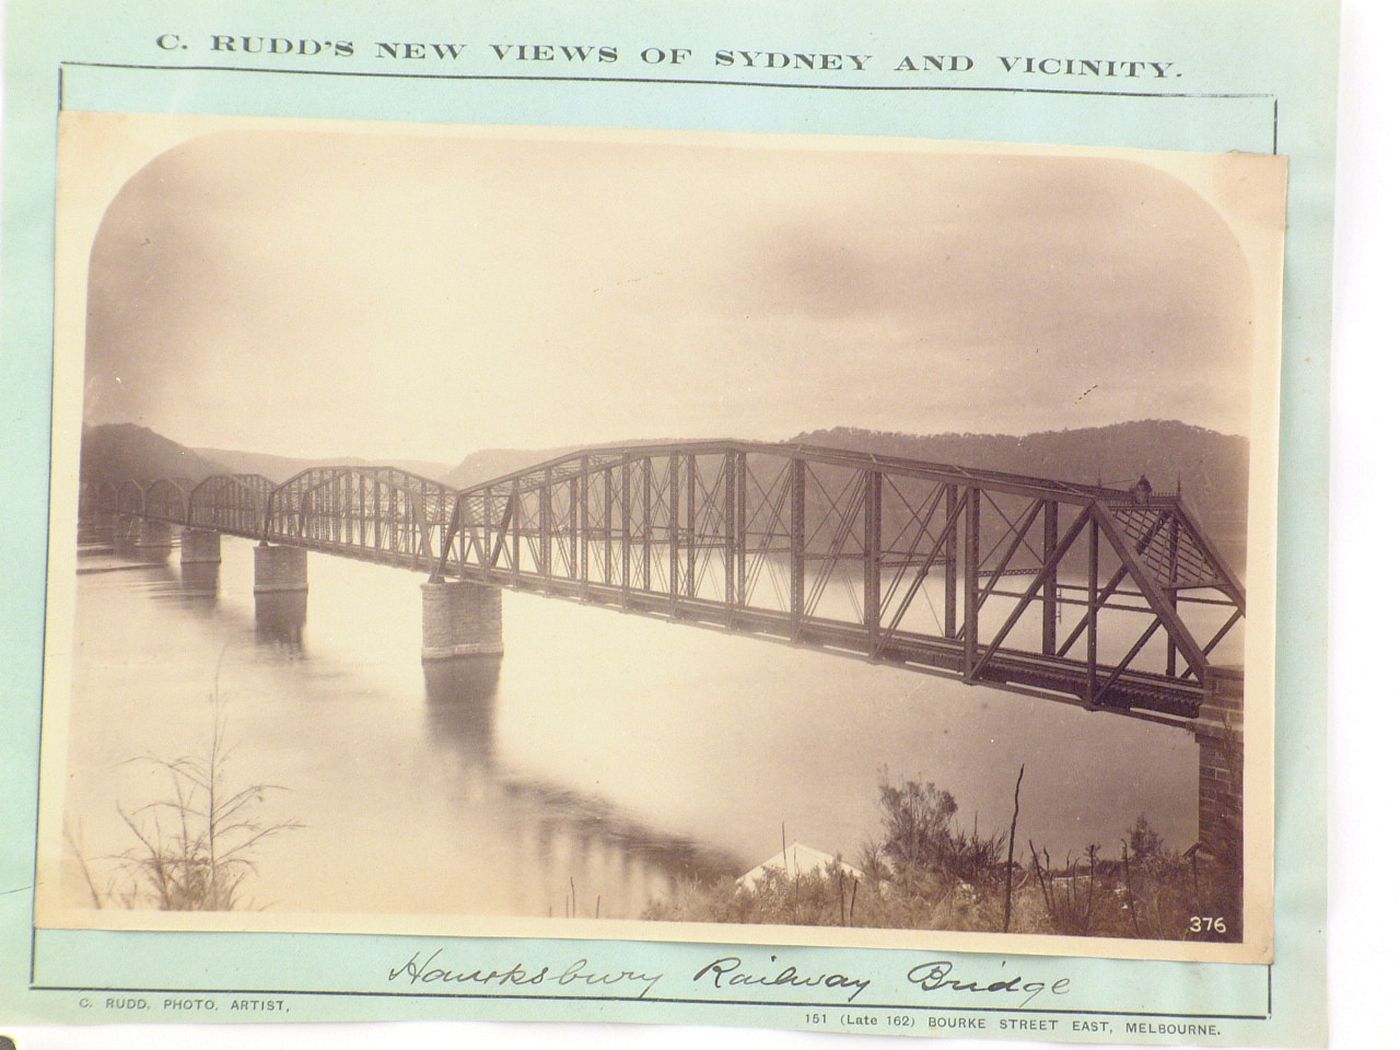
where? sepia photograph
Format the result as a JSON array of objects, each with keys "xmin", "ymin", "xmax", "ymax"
[{"xmin": 36, "ymin": 112, "xmax": 1284, "ymax": 963}]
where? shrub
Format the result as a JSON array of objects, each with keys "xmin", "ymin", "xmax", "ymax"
[{"xmin": 66, "ymin": 685, "xmax": 303, "ymax": 911}]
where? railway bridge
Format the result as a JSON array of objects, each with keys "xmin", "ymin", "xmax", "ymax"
[{"xmin": 81, "ymin": 439, "xmax": 1247, "ymax": 866}]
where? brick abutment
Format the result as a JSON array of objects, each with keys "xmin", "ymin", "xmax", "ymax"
[{"xmin": 1195, "ymin": 666, "xmax": 1243, "ymax": 867}]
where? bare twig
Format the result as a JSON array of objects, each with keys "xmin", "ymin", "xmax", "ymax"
[
  {"xmin": 1029, "ymin": 840, "xmax": 1053, "ymax": 915},
  {"xmin": 63, "ymin": 821, "xmax": 105, "ymax": 909},
  {"xmin": 1002, "ymin": 763, "xmax": 1025, "ymax": 932},
  {"xmin": 1085, "ymin": 843, "xmax": 1099, "ymax": 926}
]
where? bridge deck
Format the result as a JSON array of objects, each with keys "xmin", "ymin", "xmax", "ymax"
[{"xmin": 84, "ymin": 438, "xmax": 1243, "ymax": 729}]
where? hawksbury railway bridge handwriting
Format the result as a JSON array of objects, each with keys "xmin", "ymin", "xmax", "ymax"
[{"xmin": 82, "ymin": 440, "xmax": 1246, "ymax": 735}]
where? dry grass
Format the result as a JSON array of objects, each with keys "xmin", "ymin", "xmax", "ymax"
[
  {"xmin": 65, "ymin": 675, "xmax": 302, "ymax": 911},
  {"xmin": 644, "ymin": 772, "xmax": 1242, "ymax": 944}
]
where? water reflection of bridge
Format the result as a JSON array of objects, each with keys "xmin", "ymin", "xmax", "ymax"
[
  {"xmin": 81, "ymin": 528, "xmax": 745, "ymax": 913},
  {"xmin": 82, "ymin": 440, "xmax": 1248, "ymax": 864},
  {"xmin": 420, "ymin": 655, "xmax": 742, "ymax": 902}
]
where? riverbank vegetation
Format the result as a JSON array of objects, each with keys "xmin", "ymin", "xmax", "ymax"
[
  {"xmin": 643, "ymin": 772, "xmax": 1241, "ymax": 942},
  {"xmin": 65, "ymin": 692, "xmax": 302, "ymax": 911}
]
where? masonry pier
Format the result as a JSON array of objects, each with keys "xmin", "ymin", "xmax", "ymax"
[
  {"xmin": 421, "ymin": 579, "xmax": 504, "ymax": 660},
  {"xmin": 133, "ymin": 519, "xmax": 172, "ymax": 549},
  {"xmin": 112, "ymin": 514, "xmax": 139, "ymax": 545},
  {"xmin": 180, "ymin": 527, "xmax": 222, "ymax": 564},
  {"xmin": 255, "ymin": 590, "xmax": 308, "ymax": 648},
  {"xmin": 1195, "ymin": 666, "xmax": 1244, "ymax": 869},
  {"xmin": 179, "ymin": 561, "xmax": 220, "ymax": 598},
  {"xmin": 253, "ymin": 543, "xmax": 308, "ymax": 594}
]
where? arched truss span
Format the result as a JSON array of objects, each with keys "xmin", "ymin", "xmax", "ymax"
[
  {"xmin": 189, "ymin": 474, "xmax": 274, "ymax": 539},
  {"xmin": 265, "ymin": 466, "xmax": 456, "ymax": 567},
  {"xmin": 116, "ymin": 479, "xmax": 145, "ymax": 516},
  {"xmin": 94, "ymin": 480, "xmax": 119, "ymax": 514},
  {"xmin": 144, "ymin": 477, "xmax": 195, "ymax": 525},
  {"xmin": 99, "ymin": 442, "xmax": 1246, "ymax": 727}
]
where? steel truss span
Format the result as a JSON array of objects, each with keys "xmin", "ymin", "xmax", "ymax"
[{"xmin": 89, "ymin": 441, "xmax": 1246, "ymax": 728}]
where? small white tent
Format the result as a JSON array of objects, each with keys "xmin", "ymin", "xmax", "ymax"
[{"xmin": 736, "ymin": 842, "xmax": 863, "ymax": 891}]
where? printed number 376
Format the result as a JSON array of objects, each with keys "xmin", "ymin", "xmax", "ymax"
[{"xmin": 1189, "ymin": 916, "xmax": 1227, "ymax": 934}]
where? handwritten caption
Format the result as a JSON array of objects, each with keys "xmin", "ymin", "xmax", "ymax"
[{"xmin": 385, "ymin": 946, "xmax": 1074, "ymax": 1009}]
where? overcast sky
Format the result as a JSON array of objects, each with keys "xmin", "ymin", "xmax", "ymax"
[{"xmin": 80, "ymin": 127, "xmax": 1268, "ymax": 463}]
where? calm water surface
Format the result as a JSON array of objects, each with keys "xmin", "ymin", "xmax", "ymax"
[{"xmin": 58, "ymin": 528, "xmax": 1201, "ymax": 919}]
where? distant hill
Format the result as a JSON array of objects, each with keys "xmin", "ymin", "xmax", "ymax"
[
  {"xmin": 442, "ymin": 439, "xmax": 684, "ymax": 489},
  {"xmin": 81, "ymin": 424, "xmax": 231, "ymax": 485},
  {"xmin": 443, "ymin": 446, "xmax": 578, "ymax": 490},
  {"xmin": 792, "ymin": 421, "xmax": 1249, "ymax": 564},
  {"xmin": 193, "ymin": 446, "xmax": 455, "ymax": 485},
  {"xmin": 81, "ymin": 419, "xmax": 1248, "ymax": 567},
  {"xmin": 84, "ymin": 428, "xmax": 672, "ymax": 491}
]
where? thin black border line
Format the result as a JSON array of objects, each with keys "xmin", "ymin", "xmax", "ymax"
[
  {"xmin": 27, "ymin": 55, "xmax": 1279, "ymax": 1023},
  {"xmin": 25, "ymin": 984, "xmax": 1271, "ymax": 1021},
  {"xmin": 57, "ymin": 59, "xmax": 1277, "ymax": 104}
]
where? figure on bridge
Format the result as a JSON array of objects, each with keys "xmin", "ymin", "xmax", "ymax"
[{"xmin": 1131, "ymin": 474, "xmax": 1153, "ymax": 506}]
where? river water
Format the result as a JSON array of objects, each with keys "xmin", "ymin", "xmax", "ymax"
[{"xmin": 55, "ymin": 528, "xmax": 1203, "ymax": 920}]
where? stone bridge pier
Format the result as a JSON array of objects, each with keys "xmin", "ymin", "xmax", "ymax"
[
  {"xmin": 112, "ymin": 514, "xmax": 140, "ymax": 545},
  {"xmin": 1195, "ymin": 666, "xmax": 1244, "ymax": 873},
  {"xmin": 180, "ymin": 527, "xmax": 222, "ymax": 564},
  {"xmin": 133, "ymin": 518, "xmax": 172, "ymax": 549},
  {"xmin": 253, "ymin": 543, "xmax": 308, "ymax": 594},
  {"xmin": 421, "ymin": 578, "xmax": 504, "ymax": 660}
]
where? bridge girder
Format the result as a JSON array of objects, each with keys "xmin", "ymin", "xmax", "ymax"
[
  {"xmin": 189, "ymin": 473, "xmax": 274, "ymax": 538},
  {"xmin": 142, "ymin": 476, "xmax": 195, "ymax": 525},
  {"xmin": 264, "ymin": 465, "xmax": 456, "ymax": 563},
  {"xmin": 98, "ymin": 440, "xmax": 1246, "ymax": 727},
  {"xmin": 115, "ymin": 479, "xmax": 145, "ymax": 516},
  {"xmin": 80, "ymin": 479, "xmax": 120, "ymax": 516},
  {"xmin": 433, "ymin": 441, "xmax": 1246, "ymax": 725}
]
